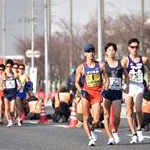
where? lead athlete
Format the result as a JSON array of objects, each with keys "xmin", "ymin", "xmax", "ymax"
[{"xmin": 75, "ymin": 43, "xmax": 109, "ymax": 146}]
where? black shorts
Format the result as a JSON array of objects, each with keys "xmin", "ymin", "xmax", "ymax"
[{"xmin": 101, "ymin": 89, "xmax": 122, "ymax": 101}]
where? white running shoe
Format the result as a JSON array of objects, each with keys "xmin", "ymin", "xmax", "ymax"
[
  {"xmin": 107, "ymin": 137, "xmax": 114, "ymax": 145},
  {"xmin": 130, "ymin": 135, "xmax": 137, "ymax": 144},
  {"xmin": 17, "ymin": 120, "xmax": 22, "ymax": 127},
  {"xmin": 137, "ymin": 130, "xmax": 144, "ymax": 142},
  {"xmin": 7, "ymin": 120, "xmax": 13, "ymax": 127},
  {"xmin": 88, "ymin": 138, "xmax": 95, "ymax": 146},
  {"xmin": 113, "ymin": 132, "xmax": 120, "ymax": 144},
  {"xmin": 91, "ymin": 130, "xmax": 98, "ymax": 142}
]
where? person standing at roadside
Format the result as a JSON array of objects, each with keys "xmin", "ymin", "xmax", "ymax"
[
  {"xmin": 102, "ymin": 43, "xmax": 129, "ymax": 145},
  {"xmin": 121, "ymin": 38, "xmax": 150, "ymax": 143},
  {"xmin": 75, "ymin": 43, "xmax": 109, "ymax": 146}
]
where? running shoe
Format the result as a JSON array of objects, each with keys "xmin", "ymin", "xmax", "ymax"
[
  {"xmin": 91, "ymin": 130, "xmax": 98, "ymax": 142},
  {"xmin": 107, "ymin": 137, "xmax": 114, "ymax": 145},
  {"xmin": 7, "ymin": 120, "xmax": 13, "ymax": 127},
  {"xmin": 0, "ymin": 118, "xmax": 3, "ymax": 125},
  {"xmin": 137, "ymin": 130, "xmax": 144, "ymax": 142},
  {"xmin": 88, "ymin": 138, "xmax": 95, "ymax": 146},
  {"xmin": 112, "ymin": 132, "xmax": 120, "ymax": 144},
  {"xmin": 18, "ymin": 119, "xmax": 22, "ymax": 127},
  {"xmin": 130, "ymin": 135, "xmax": 137, "ymax": 144}
]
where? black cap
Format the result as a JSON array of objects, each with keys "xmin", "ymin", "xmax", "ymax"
[{"xmin": 84, "ymin": 43, "xmax": 95, "ymax": 52}]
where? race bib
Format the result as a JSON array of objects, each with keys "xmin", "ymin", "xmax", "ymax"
[
  {"xmin": 129, "ymin": 71, "xmax": 143, "ymax": 83},
  {"xmin": 5, "ymin": 79, "xmax": 16, "ymax": 89},
  {"xmin": 109, "ymin": 77, "xmax": 121, "ymax": 90},
  {"xmin": 86, "ymin": 73, "xmax": 101, "ymax": 87}
]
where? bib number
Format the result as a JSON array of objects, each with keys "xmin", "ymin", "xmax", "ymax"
[
  {"xmin": 5, "ymin": 79, "xmax": 16, "ymax": 89},
  {"xmin": 129, "ymin": 71, "xmax": 143, "ymax": 83},
  {"xmin": 86, "ymin": 73, "xmax": 101, "ymax": 87},
  {"xmin": 109, "ymin": 77, "xmax": 121, "ymax": 90}
]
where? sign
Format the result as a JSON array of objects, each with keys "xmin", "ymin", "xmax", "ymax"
[
  {"xmin": 26, "ymin": 50, "xmax": 41, "ymax": 58},
  {"xmin": 30, "ymin": 67, "xmax": 37, "ymax": 93}
]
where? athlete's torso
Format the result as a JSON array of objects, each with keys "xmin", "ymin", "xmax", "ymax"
[
  {"xmin": 82, "ymin": 61, "xmax": 102, "ymax": 91},
  {"xmin": 127, "ymin": 55, "xmax": 144, "ymax": 84},
  {"xmin": 105, "ymin": 60, "xmax": 123, "ymax": 90},
  {"xmin": 3, "ymin": 72, "xmax": 17, "ymax": 95}
]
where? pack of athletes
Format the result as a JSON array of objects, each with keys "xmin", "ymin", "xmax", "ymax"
[
  {"xmin": 3, "ymin": 73, "xmax": 18, "ymax": 98},
  {"xmin": 83, "ymin": 62, "xmax": 102, "ymax": 90},
  {"xmin": 127, "ymin": 55, "xmax": 144, "ymax": 83}
]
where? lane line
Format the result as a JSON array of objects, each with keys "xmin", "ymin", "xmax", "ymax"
[
  {"xmin": 126, "ymin": 134, "xmax": 150, "ymax": 139},
  {"xmin": 53, "ymin": 124, "xmax": 69, "ymax": 128}
]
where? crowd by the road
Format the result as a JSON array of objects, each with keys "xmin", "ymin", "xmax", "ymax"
[{"xmin": 1, "ymin": 37, "xmax": 150, "ymax": 147}]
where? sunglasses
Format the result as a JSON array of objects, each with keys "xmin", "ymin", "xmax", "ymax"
[
  {"xmin": 0, "ymin": 68, "xmax": 4, "ymax": 71},
  {"xmin": 6, "ymin": 65, "xmax": 12, "ymax": 68},
  {"xmin": 129, "ymin": 46, "xmax": 139, "ymax": 49},
  {"xmin": 19, "ymin": 68, "xmax": 25, "ymax": 70},
  {"xmin": 13, "ymin": 67, "xmax": 18, "ymax": 69}
]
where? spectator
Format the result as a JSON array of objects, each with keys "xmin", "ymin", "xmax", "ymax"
[
  {"xmin": 52, "ymin": 86, "xmax": 71, "ymax": 123},
  {"xmin": 142, "ymin": 80, "xmax": 150, "ymax": 131}
]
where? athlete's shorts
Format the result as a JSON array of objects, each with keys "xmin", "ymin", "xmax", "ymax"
[
  {"xmin": 4, "ymin": 95, "xmax": 16, "ymax": 101},
  {"xmin": 84, "ymin": 89, "xmax": 102, "ymax": 105},
  {"xmin": 128, "ymin": 82, "xmax": 144, "ymax": 97},
  {"xmin": 101, "ymin": 89, "xmax": 122, "ymax": 101},
  {"xmin": 17, "ymin": 92, "xmax": 26, "ymax": 100}
]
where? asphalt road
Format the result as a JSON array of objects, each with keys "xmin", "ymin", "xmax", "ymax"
[{"xmin": 0, "ymin": 118, "xmax": 150, "ymax": 150}]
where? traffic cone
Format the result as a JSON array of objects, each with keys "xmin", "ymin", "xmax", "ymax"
[
  {"xmin": 69, "ymin": 103, "xmax": 78, "ymax": 128},
  {"xmin": 21, "ymin": 111, "xmax": 26, "ymax": 120},
  {"xmin": 38, "ymin": 99, "xmax": 50, "ymax": 124}
]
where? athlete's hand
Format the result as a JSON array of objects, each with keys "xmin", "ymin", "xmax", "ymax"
[
  {"xmin": 80, "ymin": 89, "xmax": 88, "ymax": 98},
  {"xmin": 122, "ymin": 84, "xmax": 129, "ymax": 94}
]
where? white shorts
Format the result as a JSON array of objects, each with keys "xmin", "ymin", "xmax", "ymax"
[{"xmin": 128, "ymin": 82, "xmax": 144, "ymax": 97}]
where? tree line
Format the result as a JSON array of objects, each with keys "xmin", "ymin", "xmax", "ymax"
[{"xmin": 15, "ymin": 12, "xmax": 150, "ymax": 85}]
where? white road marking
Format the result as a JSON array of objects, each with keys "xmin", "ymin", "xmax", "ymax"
[
  {"xmin": 53, "ymin": 124, "xmax": 69, "ymax": 128},
  {"xmin": 126, "ymin": 134, "xmax": 150, "ymax": 139}
]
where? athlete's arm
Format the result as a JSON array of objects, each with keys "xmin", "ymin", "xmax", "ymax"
[
  {"xmin": 100, "ymin": 62, "xmax": 109, "ymax": 90},
  {"xmin": 121, "ymin": 59, "xmax": 129, "ymax": 93},
  {"xmin": 25, "ymin": 74, "xmax": 30, "ymax": 82},
  {"xmin": 143, "ymin": 57, "xmax": 150, "ymax": 81},
  {"xmin": 16, "ymin": 75, "xmax": 21, "ymax": 91},
  {"xmin": 75, "ymin": 64, "xmax": 83, "ymax": 92},
  {"xmin": 121, "ymin": 56, "xmax": 128, "ymax": 69},
  {"xmin": 0, "ymin": 73, "xmax": 5, "ymax": 90}
]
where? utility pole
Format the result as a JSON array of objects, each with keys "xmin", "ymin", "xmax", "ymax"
[
  {"xmin": 47, "ymin": 0, "xmax": 51, "ymax": 92},
  {"xmin": 69, "ymin": 0, "xmax": 73, "ymax": 71},
  {"xmin": 141, "ymin": 0, "xmax": 145, "ymax": 55},
  {"xmin": 98, "ymin": 0, "xmax": 104, "ymax": 61},
  {"xmin": 44, "ymin": 0, "xmax": 49, "ymax": 103},
  {"xmin": 31, "ymin": 0, "xmax": 35, "ymax": 67},
  {"xmin": 2, "ymin": 0, "xmax": 6, "ymax": 63}
]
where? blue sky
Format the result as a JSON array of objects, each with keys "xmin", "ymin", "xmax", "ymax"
[{"xmin": 0, "ymin": 0, "xmax": 150, "ymax": 55}]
